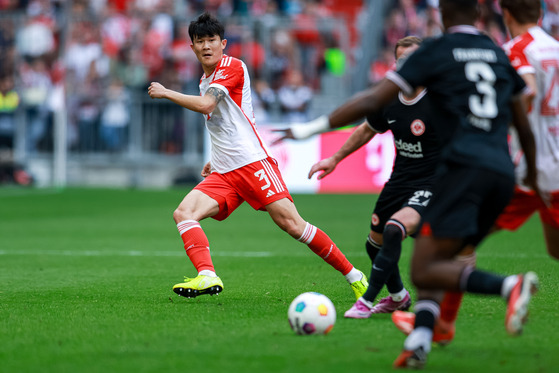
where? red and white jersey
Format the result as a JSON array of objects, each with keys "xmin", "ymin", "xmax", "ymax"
[
  {"xmin": 503, "ymin": 26, "xmax": 559, "ymax": 192},
  {"xmin": 200, "ymin": 55, "xmax": 272, "ymax": 173}
]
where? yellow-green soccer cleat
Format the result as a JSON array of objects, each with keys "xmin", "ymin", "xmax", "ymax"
[
  {"xmin": 172, "ymin": 275, "xmax": 224, "ymax": 298},
  {"xmin": 350, "ymin": 270, "xmax": 369, "ymax": 300}
]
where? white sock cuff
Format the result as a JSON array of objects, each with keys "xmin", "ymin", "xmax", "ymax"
[
  {"xmin": 413, "ymin": 300, "xmax": 440, "ymax": 320},
  {"xmin": 199, "ymin": 270, "xmax": 217, "ymax": 277},
  {"xmin": 456, "ymin": 252, "xmax": 477, "ymax": 267},
  {"xmin": 367, "ymin": 234, "xmax": 382, "ymax": 249},
  {"xmin": 177, "ymin": 219, "xmax": 201, "ymax": 235},
  {"xmin": 501, "ymin": 275, "xmax": 519, "ymax": 299},
  {"xmin": 390, "ymin": 288, "xmax": 408, "ymax": 302},
  {"xmin": 345, "ymin": 267, "xmax": 361, "ymax": 283},
  {"xmin": 359, "ymin": 296, "xmax": 374, "ymax": 309},
  {"xmin": 297, "ymin": 222, "xmax": 317, "ymax": 244}
]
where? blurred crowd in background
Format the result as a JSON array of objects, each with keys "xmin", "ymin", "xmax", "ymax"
[{"xmin": 0, "ymin": 0, "xmax": 558, "ymax": 180}]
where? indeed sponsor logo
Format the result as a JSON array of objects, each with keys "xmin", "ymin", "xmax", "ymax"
[{"xmin": 395, "ymin": 139, "xmax": 422, "ymax": 153}]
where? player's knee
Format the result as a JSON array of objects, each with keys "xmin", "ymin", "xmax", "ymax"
[
  {"xmin": 173, "ymin": 206, "xmax": 193, "ymax": 223},
  {"xmin": 383, "ymin": 220, "xmax": 406, "ymax": 247}
]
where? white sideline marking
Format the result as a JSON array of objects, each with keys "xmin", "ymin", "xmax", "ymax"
[{"xmin": 0, "ymin": 250, "xmax": 546, "ymax": 259}]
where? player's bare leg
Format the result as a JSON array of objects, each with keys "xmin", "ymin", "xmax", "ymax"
[{"xmin": 266, "ymin": 198, "xmax": 368, "ymax": 299}]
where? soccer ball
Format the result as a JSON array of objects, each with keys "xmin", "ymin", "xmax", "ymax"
[{"xmin": 287, "ymin": 292, "xmax": 336, "ymax": 335}]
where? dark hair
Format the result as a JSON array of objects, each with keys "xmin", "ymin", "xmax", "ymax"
[
  {"xmin": 500, "ymin": 0, "xmax": 542, "ymax": 24},
  {"xmin": 188, "ymin": 12, "xmax": 225, "ymax": 42},
  {"xmin": 394, "ymin": 36, "xmax": 422, "ymax": 59}
]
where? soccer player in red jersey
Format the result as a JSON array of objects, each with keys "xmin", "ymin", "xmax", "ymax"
[
  {"xmin": 497, "ymin": 0, "xmax": 559, "ymax": 258},
  {"xmin": 147, "ymin": 12, "xmax": 368, "ymax": 299}
]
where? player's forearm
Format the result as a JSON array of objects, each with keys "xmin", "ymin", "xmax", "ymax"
[
  {"xmin": 331, "ymin": 123, "xmax": 375, "ymax": 164},
  {"xmin": 328, "ymin": 79, "xmax": 400, "ymax": 128},
  {"xmin": 511, "ymin": 100, "xmax": 537, "ymax": 179},
  {"xmin": 163, "ymin": 89, "xmax": 215, "ymax": 114}
]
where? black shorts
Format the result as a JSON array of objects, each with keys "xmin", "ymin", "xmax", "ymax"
[
  {"xmin": 421, "ymin": 163, "xmax": 514, "ymax": 246},
  {"xmin": 371, "ymin": 183, "xmax": 433, "ymax": 236}
]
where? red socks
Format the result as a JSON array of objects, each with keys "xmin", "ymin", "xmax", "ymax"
[
  {"xmin": 177, "ymin": 220, "xmax": 215, "ymax": 273},
  {"xmin": 298, "ymin": 223, "xmax": 353, "ymax": 275},
  {"xmin": 439, "ymin": 291, "xmax": 464, "ymax": 323}
]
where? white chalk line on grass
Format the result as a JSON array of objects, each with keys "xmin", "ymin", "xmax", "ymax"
[
  {"xmin": 0, "ymin": 249, "xmax": 548, "ymax": 259},
  {"xmin": 0, "ymin": 249, "xmax": 326, "ymax": 258}
]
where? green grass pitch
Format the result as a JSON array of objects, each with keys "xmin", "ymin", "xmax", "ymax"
[{"xmin": 1, "ymin": 188, "xmax": 558, "ymax": 373}]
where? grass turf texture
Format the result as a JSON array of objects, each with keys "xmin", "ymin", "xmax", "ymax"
[{"xmin": 1, "ymin": 187, "xmax": 558, "ymax": 373}]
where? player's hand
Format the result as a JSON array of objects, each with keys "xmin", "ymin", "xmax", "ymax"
[
  {"xmin": 148, "ymin": 82, "xmax": 166, "ymax": 99},
  {"xmin": 308, "ymin": 157, "xmax": 337, "ymax": 180},
  {"xmin": 201, "ymin": 162, "xmax": 211, "ymax": 178},
  {"xmin": 271, "ymin": 127, "xmax": 295, "ymax": 145},
  {"xmin": 271, "ymin": 115, "xmax": 331, "ymax": 145}
]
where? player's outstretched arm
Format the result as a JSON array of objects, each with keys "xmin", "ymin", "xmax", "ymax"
[
  {"xmin": 148, "ymin": 82, "xmax": 219, "ymax": 114},
  {"xmin": 308, "ymin": 122, "xmax": 376, "ymax": 180},
  {"xmin": 274, "ymin": 78, "xmax": 400, "ymax": 142}
]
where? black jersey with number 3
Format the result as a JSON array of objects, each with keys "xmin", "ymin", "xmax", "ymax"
[
  {"xmin": 387, "ymin": 26, "xmax": 526, "ymax": 178},
  {"xmin": 366, "ymin": 89, "xmax": 441, "ymax": 189}
]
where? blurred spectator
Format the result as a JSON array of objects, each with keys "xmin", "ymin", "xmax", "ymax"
[
  {"xmin": 384, "ymin": 8, "xmax": 407, "ymax": 48},
  {"xmin": 291, "ymin": 0, "xmax": 329, "ymax": 87},
  {"xmin": 111, "ymin": 45, "xmax": 149, "ymax": 91},
  {"xmin": 322, "ymin": 32, "xmax": 346, "ymax": 76},
  {"xmin": 267, "ymin": 29, "xmax": 296, "ymax": 90},
  {"xmin": 15, "ymin": 16, "xmax": 55, "ymax": 59},
  {"xmin": 252, "ymin": 78, "xmax": 276, "ymax": 124},
  {"xmin": 0, "ymin": 18, "xmax": 17, "ymax": 78},
  {"xmin": 170, "ymin": 22, "xmax": 200, "ymax": 89},
  {"xmin": 277, "ymin": 69, "xmax": 313, "ymax": 123},
  {"xmin": 64, "ymin": 19, "xmax": 109, "ymax": 151},
  {"xmin": 64, "ymin": 21, "xmax": 108, "ymax": 87},
  {"xmin": 226, "ymin": 26, "xmax": 266, "ymax": 79},
  {"xmin": 19, "ymin": 57, "xmax": 53, "ymax": 152},
  {"xmin": 100, "ymin": 3, "xmax": 133, "ymax": 59},
  {"xmin": 543, "ymin": 0, "xmax": 559, "ymax": 40},
  {"xmin": 100, "ymin": 78, "xmax": 129, "ymax": 151},
  {"xmin": 369, "ymin": 46, "xmax": 394, "ymax": 84},
  {"xmin": 0, "ymin": 74, "xmax": 19, "ymax": 150}
]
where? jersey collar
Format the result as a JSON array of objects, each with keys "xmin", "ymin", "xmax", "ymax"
[{"xmin": 447, "ymin": 25, "xmax": 481, "ymax": 35}]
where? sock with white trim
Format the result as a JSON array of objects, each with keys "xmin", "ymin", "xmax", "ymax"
[
  {"xmin": 297, "ymin": 222, "xmax": 353, "ymax": 276},
  {"xmin": 177, "ymin": 220, "xmax": 215, "ymax": 273}
]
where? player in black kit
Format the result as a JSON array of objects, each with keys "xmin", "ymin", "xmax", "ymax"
[
  {"xmin": 275, "ymin": 0, "xmax": 542, "ymax": 369},
  {"xmin": 306, "ymin": 37, "xmax": 443, "ymax": 319}
]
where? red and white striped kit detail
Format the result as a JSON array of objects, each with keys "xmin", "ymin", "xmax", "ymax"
[
  {"xmin": 177, "ymin": 220, "xmax": 202, "ymax": 235},
  {"xmin": 298, "ymin": 223, "xmax": 318, "ymax": 244},
  {"xmin": 260, "ymin": 159, "xmax": 285, "ymax": 193}
]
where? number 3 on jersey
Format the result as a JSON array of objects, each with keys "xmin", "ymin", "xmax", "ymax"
[
  {"xmin": 254, "ymin": 169, "xmax": 271, "ymax": 190},
  {"xmin": 465, "ymin": 61, "xmax": 498, "ymax": 119}
]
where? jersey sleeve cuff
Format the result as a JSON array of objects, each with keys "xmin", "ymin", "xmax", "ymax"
[
  {"xmin": 210, "ymin": 83, "xmax": 229, "ymax": 96},
  {"xmin": 386, "ymin": 71, "xmax": 414, "ymax": 97}
]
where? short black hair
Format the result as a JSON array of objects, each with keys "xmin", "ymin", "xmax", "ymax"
[{"xmin": 188, "ymin": 12, "xmax": 225, "ymax": 42}]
